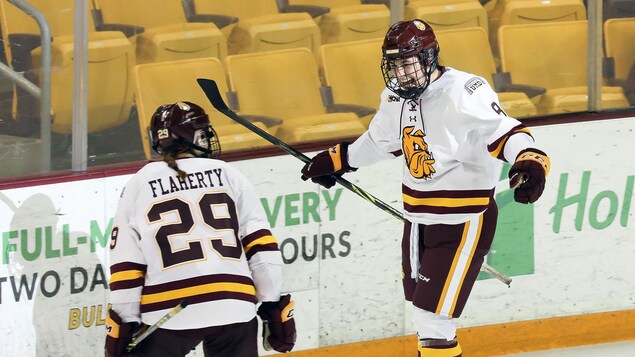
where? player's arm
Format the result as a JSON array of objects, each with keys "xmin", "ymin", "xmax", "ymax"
[
  {"xmin": 459, "ymin": 78, "xmax": 551, "ymax": 204},
  {"xmin": 226, "ymin": 165, "xmax": 284, "ymax": 300},
  {"xmin": 227, "ymin": 166, "xmax": 296, "ymax": 353},
  {"xmin": 301, "ymin": 91, "xmax": 401, "ymax": 188},
  {"xmin": 106, "ymin": 182, "xmax": 148, "ymax": 357},
  {"xmin": 488, "ymin": 124, "xmax": 550, "ymax": 204}
]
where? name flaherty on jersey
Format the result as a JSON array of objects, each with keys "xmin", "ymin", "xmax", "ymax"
[
  {"xmin": 348, "ymin": 67, "xmax": 535, "ymax": 225},
  {"xmin": 148, "ymin": 168, "xmax": 224, "ymax": 198}
]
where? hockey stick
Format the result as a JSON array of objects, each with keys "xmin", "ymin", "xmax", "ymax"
[
  {"xmin": 197, "ymin": 78, "xmax": 512, "ymax": 287},
  {"xmin": 126, "ymin": 300, "xmax": 189, "ymax": 352}
]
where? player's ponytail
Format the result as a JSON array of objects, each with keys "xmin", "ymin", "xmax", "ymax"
[{"xmin": 164, "ymin": 153, "xmax": 187, "ymax": 180}]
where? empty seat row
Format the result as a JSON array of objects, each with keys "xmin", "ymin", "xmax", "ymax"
[
  {"xmin": 0, "ymin": 0, "xmax": 393, "ymax": 140},
  {"xmin": 321, "ymin": 20, "xmax": 633, "ymax": 119},
  {"xmin": 96, "ymin": 0, "xmax": 392, "ymax": 59},
  {"xmin": 488, "ymin": 0, "xmax": 587, "ymax": 58},
  {"xmin": 1, "ymin": 0, "xmax": 633, "ymax": 154},
  {"xmin": 134, "ymin": 48, "xmax": 373, "ymax": 159},
  {"xmin": 0, "ymin": 0, "xmax": 135, "ymax": 135},
  {"xmin": 498, "ymin": 20, "xmax": 629, "ymax": 114}
]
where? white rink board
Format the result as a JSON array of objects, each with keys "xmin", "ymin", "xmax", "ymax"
[
  {"xmin": 460, "ymin": 118, "xmax": 635, "ymax": 328},
  {"xmin": 1, "ymin": 117, "xmax": 634, "ymax": 356}
]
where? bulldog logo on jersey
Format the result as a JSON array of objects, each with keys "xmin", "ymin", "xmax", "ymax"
[{"xmin": 402, "ymin": 126, "xmax": 435, "ymax": 179}]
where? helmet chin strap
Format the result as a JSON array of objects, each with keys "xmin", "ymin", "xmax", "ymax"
[{"xmin": 417, "ymin": 54, "xmax": 437, "ymax": 91}]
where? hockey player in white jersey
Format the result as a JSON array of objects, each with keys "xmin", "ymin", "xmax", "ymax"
[
  {"xmin": 301, "ymin": 20, "xmax": 550, "ymax": 356},
  {"xmin": 105, "ymin": 102, "xmax": 296, "ymax": 357}
]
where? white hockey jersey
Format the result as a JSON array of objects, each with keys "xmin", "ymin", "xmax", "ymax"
[
  {"xmin": 348, "ymin": 67, "xmax": 537, "ymax": 225},
  {"xmin": 109, "ymin": 158, "xmax": 283, "ymax": 329}
]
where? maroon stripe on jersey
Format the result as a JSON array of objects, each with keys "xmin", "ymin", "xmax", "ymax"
[
  {"xmin": 242, "ymin": 229, "xmax": 280, "ymax": 260},
  {"xmin": 110, "ymin": 262, "xmax": 147, "ymax": 275},
  {"xmin": 391, "ymin": 150, "xmax": 403, "ymax": 157},
  {"xmin": 402, "ymin": 185, "xmax": 494, "ymax": 215},
  {"xmin": 404, "ymin": 203, "xmax": 490, "ymax": 214},
  {"xmin": 245, "ymin": 243, "xmax": 279, "ymax": 260},
  {"xmin": 109, "ymin": 262, "xmax": 146, "ymax": 291},
  {"xmin": 487, "ymin": 136, "xmax": 510, "ymax": 161},
  {"xmin": 402, "ymin": 185, "xmax": 494, "ymax": 199},
  {"xmin": 110, "ymin": 278, "xmax": 145, "ymax": 291},
  {"xmin": 141, "ymin": 274, "xmax": 254, "ymax": 294},
  {"xmin": 140, "ymin": 291, "xmax": 257, "ymax": 313},
  {"xmin": 241, "ymin": 229, "xmax": 273, "ymax": 247},
  {"xmin": 487, "ymin": 124, "xmax": 534, "ymax": 161}
]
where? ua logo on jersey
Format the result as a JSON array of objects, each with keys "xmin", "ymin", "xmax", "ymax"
[{"xmin": 402, "ymin": 126, "xmax": 435, "ymax": 179}]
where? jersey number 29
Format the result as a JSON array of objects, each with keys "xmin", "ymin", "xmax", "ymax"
[{"xmin": 146, "ymin": 192, "xmax": 242, "ymax": 268}]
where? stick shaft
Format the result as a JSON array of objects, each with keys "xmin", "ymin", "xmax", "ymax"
[
  {"xmin": 126, "ymin": 300, "xmax": 188, "ymax": 351},
  {"xmin": 197, "ymin": 78, "xmax": 511, "ymax": 286}
]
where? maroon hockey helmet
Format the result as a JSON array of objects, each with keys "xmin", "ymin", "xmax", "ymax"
[
  {"xmin": 150, "ymin": 101, "xmax": 221, "ymax": 158},
  {"xmin": 381, "ymin": 19, "xmax": 440, "ymax": 99}
]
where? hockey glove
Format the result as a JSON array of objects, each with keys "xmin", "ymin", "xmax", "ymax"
[
  {"xmin": 301, "ymin": 143, "xmax": 356, "ymax": 189},
  {"xmin": 105, "ymin": 309, "xmax": 136, "ymax": 357},
  {"xmin": 257, "ymin": 294, "xmax": 296, "ymax": 353},
  {"xmin": 509, "ymin": 148, "xmax": 550, "ymax": 204}
]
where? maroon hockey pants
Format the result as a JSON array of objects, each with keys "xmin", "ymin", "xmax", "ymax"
[{"xmin": 402, "ymin": 202, "xmax": 498, "ymax": 318}]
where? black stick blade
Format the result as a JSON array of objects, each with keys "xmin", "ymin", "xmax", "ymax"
[{"xmin": 197, "ymin": 78, "xmax": 229, "ymax": 111}]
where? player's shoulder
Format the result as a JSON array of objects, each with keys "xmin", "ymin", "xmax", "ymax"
[
  {"xmin": 180, "ymin": 157, "xmax": 244, "ymax": 180},
  {"xmin": 134, "ymin": 160, "xmax": 168, "ymax": 177},
  {"xmin": 441, "ymin": 67, "xmax": 495, "ymax": 97},
  {"xmin": 175, "ymin": 157, "xmax": 230, "ymax": 169}
]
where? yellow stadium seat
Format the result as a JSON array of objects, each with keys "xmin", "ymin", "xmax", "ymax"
[
  {"xmin": 91, "ymin": 0, "xmax": 227, "ymax": 64},
  {"xmin": 498, "ymin": 21, "xmax": 629, "ymax": 114},
  {"xmin": 435, "ymin": 27, "xmax": 537, "ymax": 118},
  {"xmin": 0, "ymin": 0, "xmax": 135, "ymax": 135},
  {"xmin": 191, "ymin": 0, "xmax": 321, "ymax": 55},
  {"xmin": 318, "ymin": 38, "xmax": 384, "ymax": 125},
  {"xmin": 133, "ymin": 57, "xmax": 273, "ymax": 159},
  {"xmin": 180, "ymin": 0, "xmax": 240, "ymax": 38},
  {"xmin": 288, "ymin": 0, "xmax": 390, "ymax": 44},
  {"xmin": 224, "ymin": 48, "xmax": 366, "ymax": 144},
  {"xmin": 405, "ymin": 0, "xmax": 488, "ymax": 33},
  {"xmin": 604, "ymin": 17, "xmax": 635, "ymax": 104},
  {"xmin": 499, "ymin": 0, "xmax": 586, "ymax": 27},
  {"xmin": 604, "ymin": 18, "xmax": 635, "ymax": 84},
  {"xmin": 490, "ymin": 0, "xmax": 586, "ymax": 58}
]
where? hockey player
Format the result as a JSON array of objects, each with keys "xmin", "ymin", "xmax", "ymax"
[
  {"xmin": 105, "ymin": 102, "xmax": 296, "ymax": 357},
  {"xmin": 300, "ymin": 20, "xmax": 550, "ymax": 356}
]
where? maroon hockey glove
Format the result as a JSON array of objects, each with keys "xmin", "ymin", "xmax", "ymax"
[
  {"xmin": 257, "ymin": 294, "xmax": 297, "ymax": 353},
  {"xmin": 301, "ymin": 143, "xmax": 356, "ymax": 188},
  {"xmin": 105, "ymin": 309, "xmax": 137, "ymax": 357},
  {"xmin": 306, "ymin": 171, "xmax": 344, "ymax": 189},
  {"xmin": 509, "ymin": 148, "xmax": 550, "ymax": 204}
]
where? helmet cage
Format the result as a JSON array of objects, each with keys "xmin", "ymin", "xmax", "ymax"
[{"xmin": 381, "ymin": 50, "xmax": 438, "ymax": 100}]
